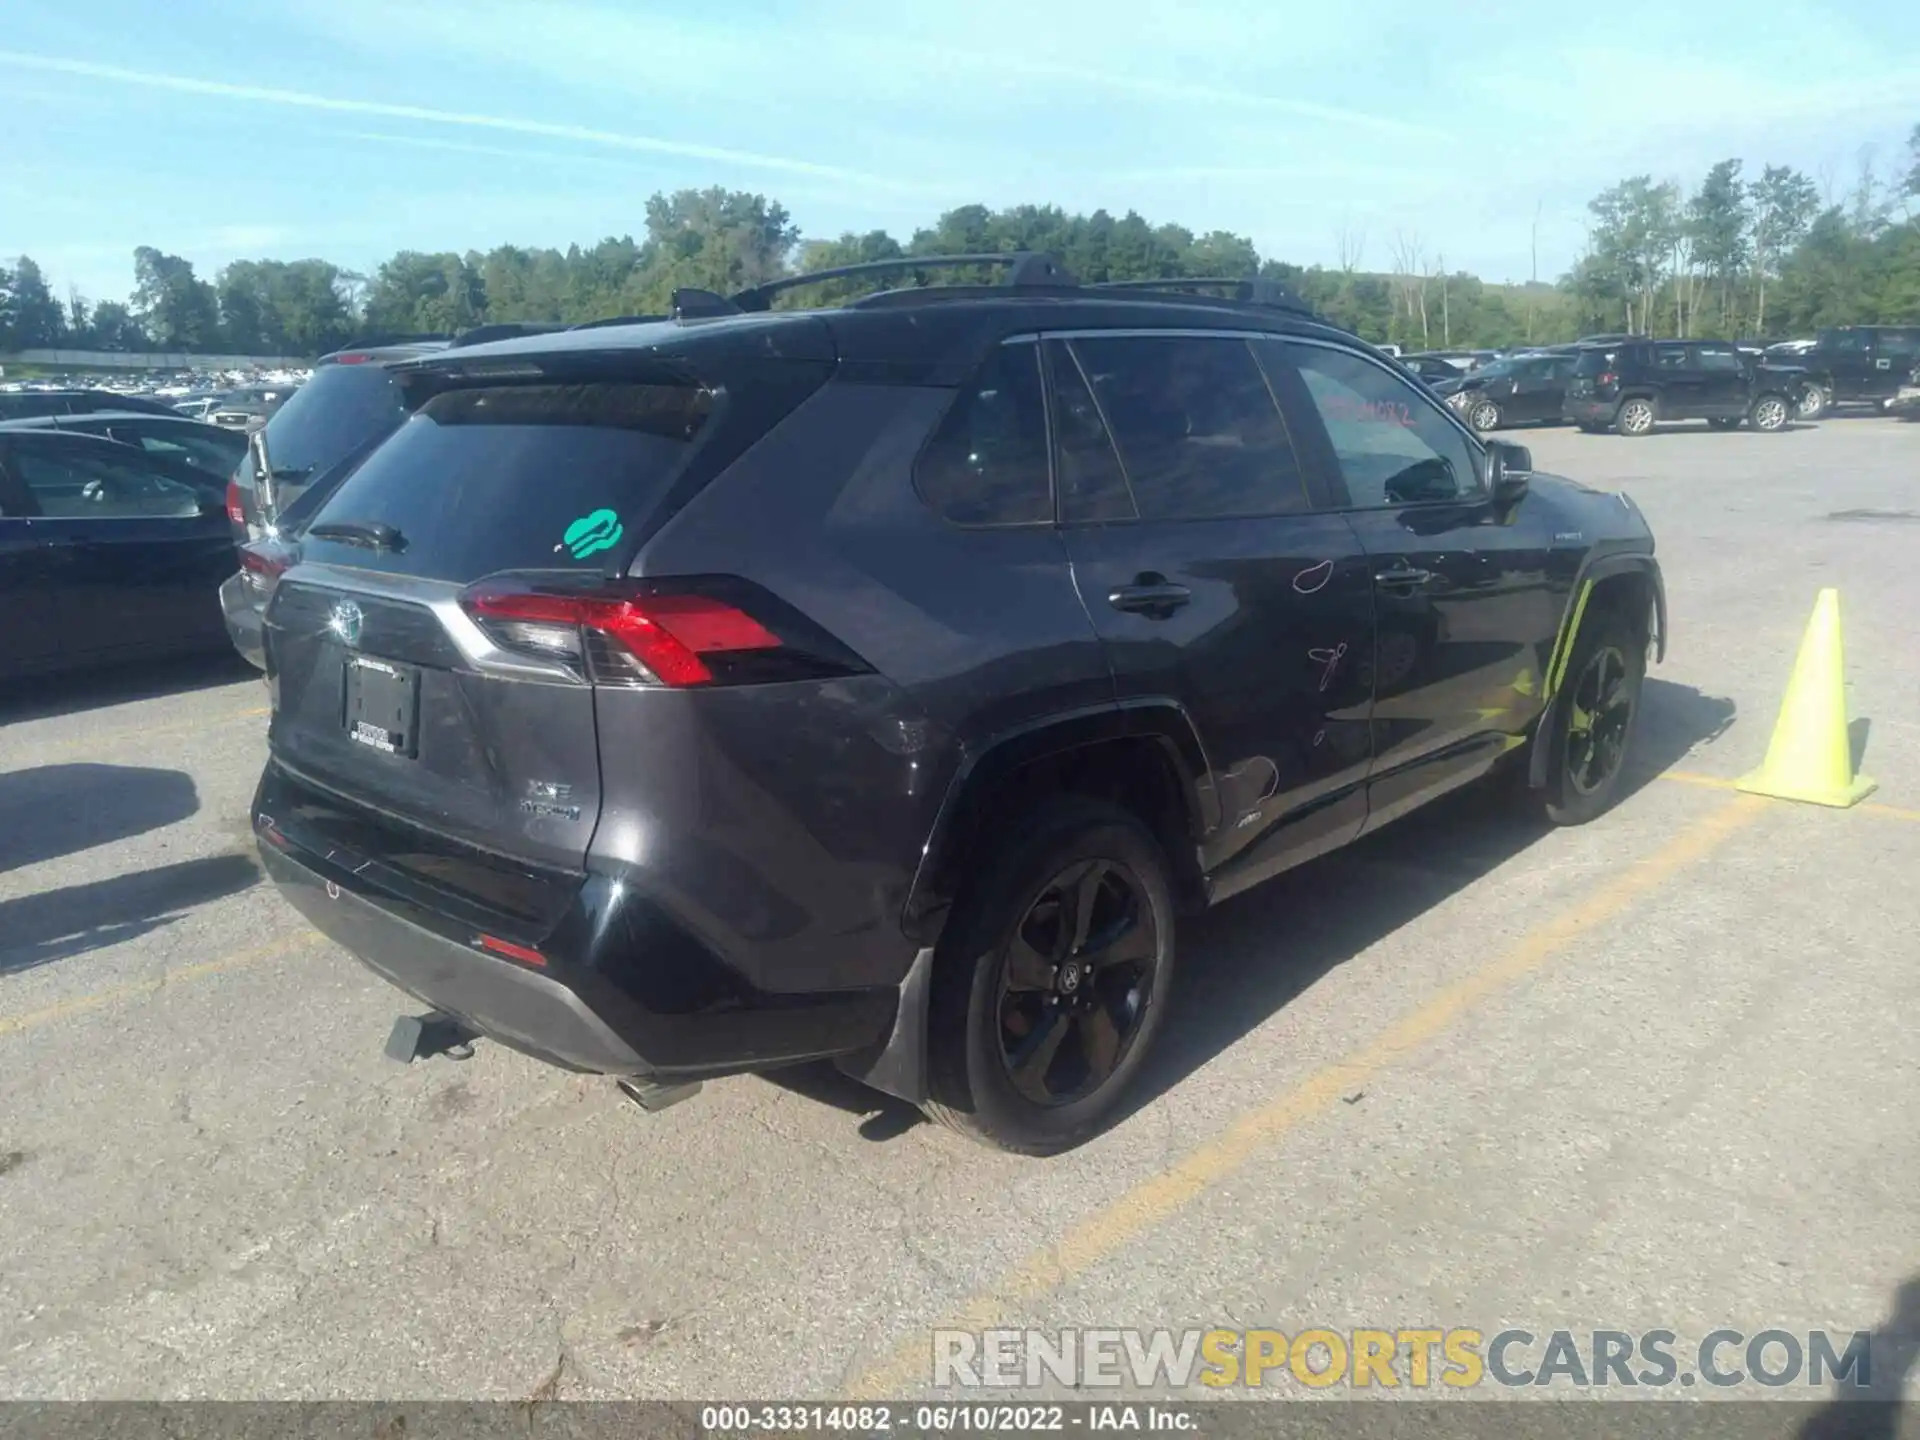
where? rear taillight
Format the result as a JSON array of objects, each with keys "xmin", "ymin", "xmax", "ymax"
[
  {"xmin": 226, "ymin": 478, "xmax": 245, "ymax": 526},
  {"xmin": 460, "ymin": 580, "xmax": 865, "ymax": 689},
  {"xmin": 238, "ymin": 543, "xmax": 292, "ymax": 592},
  {"xmin": 1598, "ymin": 371, "xmax": 1617, "ymax": 388}
]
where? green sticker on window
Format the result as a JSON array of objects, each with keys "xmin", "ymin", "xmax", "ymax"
[{"xmin": 560, "ymin": 509, "xmax": 623, "ymax": 560}]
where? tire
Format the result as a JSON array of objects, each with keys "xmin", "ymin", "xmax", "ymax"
[
  {"xmin": 1797, "ymin": 384, "xmax": 1829, "ymax": 420},
  {"xmin": 1749, "ymin": 393, "xmax": 1791, "ymax": 432},
  {"xmin": 1614, "ymin": 398, "xmax": 1656, "ymax": 436},
  {"xmin": 923, "ymin": 798, "xmax": 1176, "ymax": 1155},
  {"xmin": 1707, "ymin": 417, "xmax": 1742, "ymax": 431},
  {"xmin": 1467, "ymin": 399, "xmax": 1502, "ymax": 433},
  {"xmin": 1535, "ymin": 607, "xmax": 1646, "ymax": 826}
]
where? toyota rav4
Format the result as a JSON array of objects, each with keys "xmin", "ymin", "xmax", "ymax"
[{"xmin": 252, "ymin": 257, "xmax": 1666, "ymax": 1154}]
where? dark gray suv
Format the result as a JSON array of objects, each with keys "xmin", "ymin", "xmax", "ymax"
[{"xmin": 252, "ymin": 258, "xmax": 1666, "ymax": 1154}]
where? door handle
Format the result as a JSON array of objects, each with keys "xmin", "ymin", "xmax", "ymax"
[
  {"xmin": 1373, "ymin": 564, "xmax": 1436, "ymax": 592},
  {"xmin": 1108, "ymin": 576, "xmax": 1191, "ymax": 617}
]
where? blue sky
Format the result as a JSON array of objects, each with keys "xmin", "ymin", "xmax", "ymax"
[{"xmin": 4, "ymin": 0, "xmax": 1916, "ymax": 306}]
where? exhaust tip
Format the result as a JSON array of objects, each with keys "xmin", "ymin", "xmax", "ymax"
[{"xmin": 615, "ymin": 1077, "xmax": 703, "ymax": 1113}]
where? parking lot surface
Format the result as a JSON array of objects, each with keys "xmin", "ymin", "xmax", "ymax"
[{"xmin": 2, "ymin": 418, "xmax": 1917, "ymax": 1403}]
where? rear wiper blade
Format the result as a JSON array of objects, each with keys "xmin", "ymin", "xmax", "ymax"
[{"xmin": 307, "ymin": 519, "xmax": 406, "ymax": 552}]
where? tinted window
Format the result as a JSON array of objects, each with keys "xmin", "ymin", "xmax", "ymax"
[
  {"xmin": 257, "ymin": 363, "xmax": 408, "ymax": 486},
  {"xmin": 10, "ymin": 440, "xmax": 206, "ymax": 519},
  {"xmin": 1048, "ymin": 342, "xmax": 1135, "ymax": 523},
  {"xmin": 1573, "ymin": 349, "xmax": 1614, "ymax": 377},
  {"xmin": 1826, "ymin": 330, "xmax": 1870, "ymax": 355},
  {"xmin": 1065, "ymin": 335, "xmax": 1309, "ymax": 521},
  {"xmin": 1269, "ymin": 342, "xmax": 1481, "ymax": 508},
  {"xmin": 104, "ymin": 421, "xmax": 247, "ymax": 478},
  {"xmin": 915, "ymin": 343, "xmax": 1050, "ymax": 526},
  {"xmin": 1654, "ymin": 345, "xmax": 1692, "ymax": 370},
  {"xmin": 1881, "ymin": 329, "xmax": 1920, "ymax": 359},
  {"xmin": 304, "ymin": 381, "xmax": 711, "ymax": 581},
  {"xmin": 1696, "ymin": 347, "xmax": 1742, "ymax": 372}
]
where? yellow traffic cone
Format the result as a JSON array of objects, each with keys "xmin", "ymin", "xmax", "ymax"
[{"xmin": 1736, "ymin": 589, "xmax": 1876, "ymax": 808}]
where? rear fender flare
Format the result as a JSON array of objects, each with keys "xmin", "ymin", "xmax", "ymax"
[
  {"xmin": 1529, "ymin": 554, "xmax": 1666, "ymax": 789},
  {"xmin": 901, "ymin": 698, "xmax": 1215, "ymax": 945},
  {"xmin": 849, "ymin": 699, "xmax": 1213, "ymax": 1107}
]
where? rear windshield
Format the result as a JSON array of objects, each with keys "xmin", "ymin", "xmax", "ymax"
[
  {"xmin": 300, "ymin": 381, "xmax": 712, "ymax": 581},
  {"xmin": 1573, "ymin": 349, "xmax": 1615, "ymax": 376},
  {"xmin": 258, "ymin": 363, "xmax": 408, "ymax": 484}
]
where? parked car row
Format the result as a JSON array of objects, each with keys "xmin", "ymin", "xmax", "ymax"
[{"xmin": 1398, "ymin": 326, "xmax": 1920, "ymax": 437}]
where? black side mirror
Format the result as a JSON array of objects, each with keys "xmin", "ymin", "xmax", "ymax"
[{"xmin": 1488, "ymin": 440, "xmax": 1531, "ymax": 504}]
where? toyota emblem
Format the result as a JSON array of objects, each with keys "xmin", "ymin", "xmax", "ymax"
[{"xmin": 327, "ymin": 599, "xmax": 365, "ymax": 648}]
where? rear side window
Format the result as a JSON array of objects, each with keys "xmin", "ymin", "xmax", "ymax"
[
  {"xmin": 1061, "ymin": 334, "xmax": 1310, "ymax": 521},
  {"xmin": 914, "ymin": 343, "xmax": 1050, "ymax": 526},
  {"xmin": 1696, "ymin": 347, "xmax": 1742, "ymax": 372},
  {"xmin": 303, "ymin": 381, "xmax": 711, "ymax": 581},
  {"xmin": 258, "ymin": 363, "xmax": 408, "ymax": 486}
]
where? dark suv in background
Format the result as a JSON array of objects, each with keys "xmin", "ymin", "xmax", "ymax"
[
  {"xmin": 1434, "ymin": 351, "xmax": 1580, "ymax": 432},
  {"xmin": 1790, "ymin": 326, "xmax": 1920, "ymax": 418},
  {"xmin": 252, "ymin": 258, "xmax": 1665, "ymax": 1155},
  {"xmin": 1563, "ymin": 339, "xmax": 1804, "ymax": 435}
]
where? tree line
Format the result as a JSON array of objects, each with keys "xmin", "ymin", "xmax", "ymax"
[{"xmin": 2, "ymin": 126, "xmax": 1914, "ymax": 359}]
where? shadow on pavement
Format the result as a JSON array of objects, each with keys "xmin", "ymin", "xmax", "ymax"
[
  {"xmin": 1798, "ymin": 1273, "xmax": 1918, "ymax": 1439},
  {"xmin": 774, "ymin": 679, "xmax": 1739, "ymax": 1145},
  {"xmin": 0, "ymin": 851, "xmax": 261, "ymax": 976},
  {"xmin": 0, "ymin": 763, "xmax": 204, "ymax": 874},
  {"xmin": 0, "ymin": 650, "xmax": 257, "ymax": 727}
]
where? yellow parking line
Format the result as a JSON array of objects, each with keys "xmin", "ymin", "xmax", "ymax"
[
  {"xmin": 0, "ymin": 929, "xmax": 321, "ymax": 1039},
  {"xmin": 1658, "ymin": 768, "xmax": 1920, "ymax": 823},
  {"xmin": 848, "ymin": 795, "xmax": 1766, "ymax": 1399},
  {"xmin": 1, "ymin": 704, "xmax": 270, "ymax": 767}
]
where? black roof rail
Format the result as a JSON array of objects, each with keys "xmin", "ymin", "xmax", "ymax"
[
  {"xmin": 567, "ymin": 313, "xmax": 672, "ymax": 331},
  {"xmin": 1089, "ymin": 276, "xmax": 1315, "ymax": 316},
  {"xmin": 672, "ymin": 288, "xmax": 739, "ymax": 320},
  {"xmin": 450, "ymin": 321, "xmax": 569, "ymax": 348},
  {"xmin": 729, "ymin": 251, "xmax": 1077, "ymax": 313}
]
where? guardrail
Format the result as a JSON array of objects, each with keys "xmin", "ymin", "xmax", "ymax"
[{"xmin": 0, "ymin": 349, "xmax": 312, "ymax": 370}]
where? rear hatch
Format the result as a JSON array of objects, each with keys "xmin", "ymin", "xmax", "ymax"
[
  {"xmin": 1566, "ymin": 347, "xmax": 1618, "ymax": 400},
  {"xmin": 261, "ymin": 339, "xmax": 839, "ymax": 933}
]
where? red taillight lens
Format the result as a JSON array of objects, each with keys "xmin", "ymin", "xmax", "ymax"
[
  {"xmin": 1598, "ymin": 371, "xmax": 1617, "ymax": 388},
  {"xmin": 462, "ymin": 585, "xmax": 785, "ymax": 687},
  {"xmin": 238, "ymin": 543, "xmax": 292, "ymax": 592},
  {"xmin": 477, "ymin": 934, "xmax": 547, "ymax": 967},
  {"xmin": 226, "ymin": 478, "xmax": 245, "ymax": 526}
]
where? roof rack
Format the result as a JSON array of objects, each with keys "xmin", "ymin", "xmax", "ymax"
[
  {"xmin": 728, "ymin": 252, "xmax": 1077, "ymax": 314},
  {"xmin": 1089, "ymin": 276, "xmax": 1312, "ymax": 316},
  {"xmin": 451, "ymin": 322, "xmax": 570, "ymax": 348},
  {"xmin": 567, "ymin": 313, "xmax": 671, "ymax": 331}
]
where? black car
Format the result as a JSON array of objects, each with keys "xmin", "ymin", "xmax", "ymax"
[
  {"xmin": 251, "ymin": 257, "xmax": 1665, "ymax": 1155},
  {"xmin": 1401, "ymin": 354, "xmax": 1466, "ymax": 387},
  {"xmin": 0, "ymin": 428, "xmax": 236, "ymax": 679},
  {"xmin": 221, "ymin": 332, "xmax": 565, "ymax": 666},
  {"xmin": 1562, "ymin": 339, "xmax": 1803, "ymax": 435},
  {"xmin": 0, "ymin": 412, "xmax": 248, "ymax": 484},
  {"xmin": 1788, "ymin": 326, "xmax": 1920, "ymax": 418},
  {"xmin": 1433, "ymin": 351, "xmax": 1580, "ymax": 432},
  {"xmin": 0, "ymin": 389, "xmax": 184, "ymax": 421}
]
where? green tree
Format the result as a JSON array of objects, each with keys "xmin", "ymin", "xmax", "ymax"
[
  {"xmin": 86, "ymin": 300, "xmax": 144, "ymax": 350},
  {"xmin": 362, "ymin": 251, "xmax": 487, "ymax": 336},
  {"xmin": 132, "ymin": 246, "xmax": 220, "ymax": 349},
  {"xmin": 1749, "ymin": 166, "xmax": 1819, "ymax": 334},
  {"xmin": 2, "ymin": 256, "xmax": 68, "ymax": 347},
  {"xmin": 1687, "ymin": 160, "xmax": 1749, "ymax": 335}
]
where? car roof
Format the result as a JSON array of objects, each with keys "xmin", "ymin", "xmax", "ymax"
[
  {"xmin": 412, "ymin": 290, "xmax": 1364, "ymax": 385},
  {"xmin": 0, "ymin": 410, "xmax": 225, "ymax": 428}
]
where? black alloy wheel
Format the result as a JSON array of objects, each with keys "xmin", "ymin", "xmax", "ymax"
[
  {"xmin": 924, "ymin": 798, "xmax": 1177, "ymax": 1154},
  {"xmin": 1565, "ymin": 643, "xmax": 1635, "ymax": 797},
  {"xmin": 995, "ymin": 858, "xmax": 1159, "ymax": 1107}
]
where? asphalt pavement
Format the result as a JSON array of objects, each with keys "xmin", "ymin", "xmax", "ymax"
[{"xmin": 1, "ymin": 416, "xmax": 1916, "ymax": 1407}]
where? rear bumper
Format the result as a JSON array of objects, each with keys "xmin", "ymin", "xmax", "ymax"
[
  {"xmin": 1562, "ymin": 398, "xmax": 1615, "ymax": 424},
  {"xmin": 252, "ymin": 769, "xmax": 900, "ymax": 1081},
  {"xmin": 219, "ymin": 572, "xmax": 267, "ymax": 670}
]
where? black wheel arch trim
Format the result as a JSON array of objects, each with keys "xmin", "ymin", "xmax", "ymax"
[
  {"xmin": 1528, "ymin": 551, "xmax": 1665, "ymax": 790},
  {"xmin": 901, "ymin": 698, "xmax": 1214, "ymax": 947}
]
